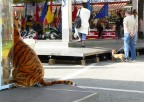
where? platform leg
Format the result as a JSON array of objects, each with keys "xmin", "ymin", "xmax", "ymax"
[
  {"xmin": 49, "ymin": 59, "xmax": 55, "ymax": 65},
  {"xmin": 81, "ymin": 57, "xmax": 86, "ymax": 66},
  {"xmin": 81, "ymin": 60, "xmax": 86, "ymax": 66},
  {"xmin": 95, "ymin": 55, "xmax": 99, "ymax": 63},
  {"xmin": 137, "ymin": 52, "xmax": 140, "ymax": 56},
  {"xmin": 48, "ymin": 56, "xmax": 55, "ymax": 65}
]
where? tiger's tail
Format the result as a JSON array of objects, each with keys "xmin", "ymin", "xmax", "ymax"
[{"xmin": 39, "ymin": 79, "xmax": 76, "ymax": 86}]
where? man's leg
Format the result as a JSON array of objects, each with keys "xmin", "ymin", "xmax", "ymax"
[
  {"xmin": 129, "ymin": 37, "xmax": 136, "ymax": 60},
  {"xmin": 81, "ymin": 34, "xmax": 86, "ymax": 47},
  {"xmin": 134, "ymin": 31, "xmax": 138, "ymax": 45},
  {"xmin": 124, "ymin": 34, "xmax": 130, "ymax": 60}
]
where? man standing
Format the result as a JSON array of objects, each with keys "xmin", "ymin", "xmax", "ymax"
[{"xmin": 123, "ymin": 10, "xmax": 136, "ymax": 61}]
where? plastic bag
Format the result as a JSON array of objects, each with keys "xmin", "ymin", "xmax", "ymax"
[{"xmin": 74, "ymin": 28, "xmax": 79, "ymax": 38}]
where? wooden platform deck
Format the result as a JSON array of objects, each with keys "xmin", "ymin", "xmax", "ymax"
[{"xmin": 34, "ymin": 39, "xmax": 144, "ymax": 65}]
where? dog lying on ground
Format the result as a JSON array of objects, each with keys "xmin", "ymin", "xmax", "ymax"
[{"xmin": 112, "ymin": 49, "xmax": 125, "ymax": 62}]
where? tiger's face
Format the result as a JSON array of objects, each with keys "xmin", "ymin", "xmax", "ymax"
[{"xmin": 14, "ymin": 16, "xmax": 21, "ymax": 31}]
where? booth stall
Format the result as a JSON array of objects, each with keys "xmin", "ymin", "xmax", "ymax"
[
  {"xmin": 12, "ymin": 0, "xmax": 130, "ymax": 40},
  {"xmin": 86, "ymin": 2, "xmax": 128, "ymax": 39}
]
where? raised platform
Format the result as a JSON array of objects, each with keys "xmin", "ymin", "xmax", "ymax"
[
  {"xmin": 0, "ymin": 85, "xmax": 99, "ymax": 102},
  {"xmin": 35, "ymin": 47, "xmax": 110, "ymax": 57},
  {"xmin": 34, "ymin": 39, "xmax": 144, "ymax": 65}
]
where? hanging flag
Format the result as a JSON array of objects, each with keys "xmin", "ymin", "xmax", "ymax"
[
  {"xmin": 55, "ymin": 7, "xmax": 61, "ymax": 29},
  {"xmin": 34, "ymin": 3, "xmax": 40, "ymax": 22},
  {"xmin": 87, "ymin": 0, "xmax": 92, "ymax": 13},
  {"xmin": 46, "ymin": 0, "xmax": 53, "ymax": 24},
  {"xmin": 40, "ymin": 0, "xmax": 48, "ymax": 23},
  {"xmin": 44, "ymin": 18, "xmax": 48, "ymax": 25},
  {"xmin": 72, "ymin": 6, "xmax": 78, "ymax": 22},
  {"xmin": 94, "ymin": 2, "xmax": 108, "ymax": 19},
  {"xmin": 53, "ymin": 7, "xmax": 58, "ymax": 27}
]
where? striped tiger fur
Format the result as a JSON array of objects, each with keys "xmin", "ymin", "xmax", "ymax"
[{"xmin": 4, "ymin": 17, "xmax": 76, "ymax": 87}]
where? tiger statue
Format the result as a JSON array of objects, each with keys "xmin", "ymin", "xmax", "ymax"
[{"xmin": 3, "ymin": 17, "xmax": 75, "ymax": 87}]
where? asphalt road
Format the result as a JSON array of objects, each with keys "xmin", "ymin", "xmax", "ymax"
[{"xmin": 43, "ymin": 55, "xmax": 144, "ymax": 102}]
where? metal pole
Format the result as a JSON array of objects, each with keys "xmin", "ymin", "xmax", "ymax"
[
  {"xmin": 25, "ymin": 3, "xmax": 27, "ymax": 29},
  {"xmin": 62, "ymin": 0, "xmax": 72, "ymax": 43},
  {"xmin": 0, "ymin": 4, "xmax": 2, "ymax": 87}
]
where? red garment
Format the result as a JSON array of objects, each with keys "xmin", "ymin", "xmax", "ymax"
[
  {"xmin": 53, "ymin": 7, "xmax": 58, "ymax": 28},
  {"xmin": 72, "ymin": 6, "xmax": 78, "ymax": 22},
  {"xmin": 34, "ymin": 4, "xmax": 40, "ymax": 22},
  {"xmin": 55, "ymin": 7, "xmax": 61, "ymax": 28}
]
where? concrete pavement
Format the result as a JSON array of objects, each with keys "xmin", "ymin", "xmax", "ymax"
[
  {"xmin": 43, "ymin": 55, "xmax": 144, "ymax": 82},
  {"xmin": 43, "ymin": 55, "xmax": 144, "ymax": 102}
]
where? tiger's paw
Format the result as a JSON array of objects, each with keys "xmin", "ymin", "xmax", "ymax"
[
  {"xmin": 34, "ymin": 82, "xmax": 43, "ymax": 87},
  {"xmin": 13, "ymin": 83, "xmax": 27, "ymax": 88},
  {"xmin": 72, "ymin": 83, "xmax": 77, "ymax": 86}
]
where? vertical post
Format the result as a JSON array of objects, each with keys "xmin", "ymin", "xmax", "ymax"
[
  {"xmin": 25, "ymin": 3, "xmax": 27, "ymax": 29},
  {"xmin": 0, "ymin": 1, "xmax": 2, "ymax": 86},
  {"xmin": 132, "ymin": 0, "xmax": 138, "ymax": 39},
  {"xmin": 138, "ymin": 0, "xmax": 144, "ymax": 39},
  {"xmin": 62, "ymin": 0, "xmax": 72, "ymax": 44},
  {"xmin": 132, "ymin": 0, "xmax": 138, "ymax": 11}
]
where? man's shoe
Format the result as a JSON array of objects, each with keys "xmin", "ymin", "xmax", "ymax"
[
  {"xmin": 125, "ymin": 59, "xmax": 129, "ymax": 62},
  {"xmin": 131, "ymin": 60, "xmax": 136, "ymax": 62},
  {"xmin": 75, "ymin": 39, "xmax": 82, "ymax": 42}
]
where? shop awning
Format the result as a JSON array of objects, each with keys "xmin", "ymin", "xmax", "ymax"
[
  {"xmin": 13, "ymin": 0, "xmax": 57, "ymax": 3},
  {"xmin": 92, "ymin": 2, "xmax": 128, "ymax": 10},
  {"xmin": 73, "ymin": 1, "xmax": 128, "ymax": 10},
  {"xmin": 13, "ymin": 0, "xmax": 44, "ymax": 3}
]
